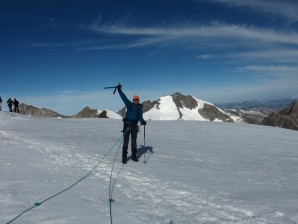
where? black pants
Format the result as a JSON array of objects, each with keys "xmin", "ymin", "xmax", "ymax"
[
  {"xmin": 14, "ymin": 106, "xmax": 20, "ymax": 113},
  {"xmin": 122, "ymin": 123, "xmax": 138, "ymax": 155}
]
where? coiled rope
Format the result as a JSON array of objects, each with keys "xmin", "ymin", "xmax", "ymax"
[{"xmin": 6, "ymin": 131, "xmax": 126, "ymax": 224}]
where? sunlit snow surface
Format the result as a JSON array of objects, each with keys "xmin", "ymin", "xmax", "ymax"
[
  {"xmin": 1, "ymin": 111, "xmax": 298, "ymax": 224},
  {"xmin": 143, "ymin": 95, "xmax": 226, "ymax": 121}
]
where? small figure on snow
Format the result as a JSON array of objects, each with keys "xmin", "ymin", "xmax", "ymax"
[
  {"xmin": 13, "ymin": 98, "xmax": 20, "ymax": 113},
  {"xmin": 7, "ymin": 98, "xmax": 13, "ymax": 112},
  {"xmin": 117, "ymin": 84, "xmax": 147, "ymax": 164},
  {"xmin": 0, "ymin": 96, "xmax": 2, "ymax": 111}
]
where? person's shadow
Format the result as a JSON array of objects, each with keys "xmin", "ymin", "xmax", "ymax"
[
  {"xmin": 138, "ymin": 145, "xmax": 154, "ymax": 163},
  {"xmin": 127, "ymin": 146, "xmax": 154, "ymax": 163}
]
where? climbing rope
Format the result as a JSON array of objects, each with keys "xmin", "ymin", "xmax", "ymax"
[
  {"xmin": 108, "ymin": 138, "xmax": 123, "ymax": 224},
  {"xmin": 108, "ymin": 126, "xmax": 129, "ymax": 224},
  {"xmin": 6, "ymin": 132, "xmax": 125, "ymax": 224}
]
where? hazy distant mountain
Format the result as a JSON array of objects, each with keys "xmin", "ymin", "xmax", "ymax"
[
  {"xmin": 216, "ymin": 98, "xmax": 294, "ymax": 112},
  {"xmin": 19, "ymin": 103, "xmax": 65, "ymax": 117},
  {"xmin": 119, "ymin": 92, "xmax": 233, "ymax": 122},
  {"xmin": 216, "ymin": 98, "xmax": 298, "ymax": 125},
  {"xmin": 225, "ymin": 109, "xmax": 268, "ymax": 124},
  {"xmin": 19, "ymin": 104, "xmax": 122, "ymax": 119},
  {"xmin": 262, "ymin": 101, "xmax": 298, "ymax": 131}
]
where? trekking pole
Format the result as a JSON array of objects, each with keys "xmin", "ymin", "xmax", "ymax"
[{"xmin": 143, "ymin": 125, "xmax": 146, "ymax": 164}]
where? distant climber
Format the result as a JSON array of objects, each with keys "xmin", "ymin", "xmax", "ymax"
[
  {"xmin": 0, "ymin": 96, "xmax": 2, "ymax": 111},
  {"xmin": 7, "ymin": 98, "xmax": 13, "ymax": 112},
  {"xmin": 117, "ymin": 84, "xmax": 147, "ymax": 164},
  {"xmin": 13, "ymin": 98, "xmax": 20, "ymax": 113}
]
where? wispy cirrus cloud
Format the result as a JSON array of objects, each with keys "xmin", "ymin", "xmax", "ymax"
[
  {"xmin": 237, "ymin": 65, "xmax": 298, "ymax": 74},
  {"xmin": 190, "ymin": 77, "xmax": 298, "ymax": 103},
  {"xmin": 226, "ymin": 49, "xmax": 298, "ymax": 64},
  {"xmin": 206, "ymin": 0, "xmax": 298, "ymax": 22},
  {"xmin": 86, "ymin": 23, "xmax": 298, "ymax": 50}
]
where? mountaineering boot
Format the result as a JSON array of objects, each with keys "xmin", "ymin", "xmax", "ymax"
[
  {"xmin": 131, "ymin": 148, "xmax": 138, "ymax": 162},
  {"xmin": 131, "ymin": 156, "xmax": 139, "ymax": 162},
  {"xmin": 122, "ymin": 149, "xmax": 128, "ymax": 164},
  {"xmin": 122, "ymin": 154, "xmax": 127, "ymax": 164}
]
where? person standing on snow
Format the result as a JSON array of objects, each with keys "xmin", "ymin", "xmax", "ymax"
[
  {"xmin": 7, "ymin": 98, "xmax": 13, "ymax": 112},
  {"xmin": 0, "ymin": 96, "xmax": 2, "ymax": 111},
  {"xmin": 13, "ymin": 98, "xmax": 20, "ymax": 113},
  {"xmin": 117, "ymin": 84, "xmax": 147, "ymax": 164}
]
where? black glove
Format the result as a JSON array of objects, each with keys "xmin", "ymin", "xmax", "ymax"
[
  {"xmin": 142, "ymin": 121, "xmax": 147, "ymax": 125},
  {"xmin": 116, "ymin": 84, "xmax": 122, "ymax": 91}
]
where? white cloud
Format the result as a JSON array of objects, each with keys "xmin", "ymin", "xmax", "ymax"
[
  {"xmin": 87, "ymin": 23, "xmax": 298, "ymax": 49},
  {"xmin": 226, "ymin": 49, "xmax": 298, "ymax": 63},
  {"xmin": 189, "ymin": 78, "xmax": 298, "ymax": 103},
  {"xmin": 208, "ymin": 0, "xmax": 298, "ymax": 22},
  {"xmin": 238, "ymin": 65, "xmax": 298, "ymax": 74}
]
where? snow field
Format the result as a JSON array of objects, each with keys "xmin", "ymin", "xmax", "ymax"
[{"xmin": 1, "ymin": 112, "xmax": 298, "ymax": 223}]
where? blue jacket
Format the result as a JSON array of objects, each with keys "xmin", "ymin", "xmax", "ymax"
[{"xmin": 119, "ymin": 89, "xmax": 145, "ymax": 124}]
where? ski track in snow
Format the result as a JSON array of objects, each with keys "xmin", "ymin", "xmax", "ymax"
[{"xmin": 1, "ymin": 113, "xmax": 298, "ymax": 224}]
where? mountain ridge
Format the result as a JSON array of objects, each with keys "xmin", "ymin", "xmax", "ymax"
[
  {"xmin": 119, "ymin": 92, "xmax": 234, "ymax": 122},
  {"xmin": 15, "ymin": 95, "xmax": 298, "ymax": 130},
  {"xmin": 18, "ymin": 104, "xmax": 122, "ymax": 119},
  {"xmin": 262, "ymin": 101, "xmax": 298, "ymax": 130}
]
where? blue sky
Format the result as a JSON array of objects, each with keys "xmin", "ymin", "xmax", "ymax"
[{"xmin": 1, "ymin": 0, "xmax": 298, "ymax": 115}]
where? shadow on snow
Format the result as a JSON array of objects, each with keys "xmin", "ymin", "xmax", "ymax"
[{"xmin": 127, "ymin": 145, "xmax": 154, "ymax": 163}]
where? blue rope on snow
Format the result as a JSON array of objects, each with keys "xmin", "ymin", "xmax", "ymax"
[
  {"xmin": 108, "ymin": 126, "xmax": 130, "ymax": 224},
  {"xmin": 6, "ymin": 133, "xmax": 125, "ymax": 224}
]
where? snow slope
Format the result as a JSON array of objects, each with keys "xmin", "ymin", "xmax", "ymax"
[
  {"xmin": 143, "ymin": 96, "xmax": 181, "ymax": 120},
  {"xmin": 96, "ymin": 109, "xmax": 122, "ymax": 119},
  {"xmin": 1, "ymin": 111, "xmax": 298, "ymax": 224},
  {"xmin": 143, "ymin": 94, "xmax": 231, "ymax": 121}
]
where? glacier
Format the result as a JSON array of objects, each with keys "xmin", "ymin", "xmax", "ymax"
[{"xmin": 1, "ymin": 111, "xmax": 298, "ymax": 224}]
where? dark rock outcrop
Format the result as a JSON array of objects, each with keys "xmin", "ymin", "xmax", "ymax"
[
  {"xmin": 142, "ymin": 100, "xmax": 160, "ymax": 113},
  {"xmin": 98, "ymin": 110, "xmax": 108, "ymax": 118},
  {"xmin": 262, "ymin": 101, "xmax": 298, "ymax": 131},
  {"xmin": 19, "ymin": 103, "xmax": 65, "ymax": 117},
  {"xmin": 171, "ymin": 92, "xmax": 198, "ymax": 109},
  {"xmin": 199, "ymin": 104, "xmax": 233, "ymax": 122},
  {"xmin": 72, "ymin": 106, "xmax": 99, "ymax": 118}
]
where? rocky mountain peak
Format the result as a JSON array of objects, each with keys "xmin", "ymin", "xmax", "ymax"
[
  {"xmin": 72, "ymin": 106, "xmax": 112, "ymax": 118},
  {"xmin": 119, "ymin": 92, "xmax": 233, "ymax": 122},
  {"xmin": 171, "ymin": 92, "xmax": 198, "ymax": 109},
  {"xmin": 19, "ymin": 103, "xmax": 64, "ymax": 117},
  {"xmin": 262, "ymin": 101, "xmax": 298, "ymax": 130},
  {"xmin": 72, "ymin": 106, "xmax": 98, "ymax": 118}
]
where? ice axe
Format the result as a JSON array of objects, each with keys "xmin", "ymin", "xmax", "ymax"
[{"xmin": 104, "ymin": 82, "xmax": 121, "ymax": 95}]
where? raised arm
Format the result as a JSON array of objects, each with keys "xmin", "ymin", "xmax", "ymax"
[{"xmin": 118, "ymin": 87, "xmax": 132, "ymax": 108}]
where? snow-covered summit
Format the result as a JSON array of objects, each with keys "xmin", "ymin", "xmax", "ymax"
[{"xmin": 141, "ymin": 92, "xmax": 233, "ymax": 122}]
